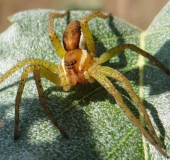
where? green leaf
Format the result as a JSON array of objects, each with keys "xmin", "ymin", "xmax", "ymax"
[{"xmin": 0, "ymin": 3, "xmax": 170, "ymax": 160}]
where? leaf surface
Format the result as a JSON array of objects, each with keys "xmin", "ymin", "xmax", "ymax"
[{"xmin": 0, "ymin": 3, "xmax": 170, "ymax": 160}]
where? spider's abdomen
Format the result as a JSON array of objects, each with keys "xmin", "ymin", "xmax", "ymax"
[
  {"xmin": 62, "ymin": 49, "xmax": 94, "ymax": 86},
  {"xmin": 63, "ymin": 20, "xmax": 86, "ymax": 51},
  {"xmin": 63, "ymin": 20, "xmax": 81, "ymax": 51}
]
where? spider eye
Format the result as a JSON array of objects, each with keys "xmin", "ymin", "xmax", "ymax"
[
  {"xmin": 64, "ymin": 61, "xmax": 69, "ymax": 66},
  {"xmin": 64, "ymin": 60, "xmax": 77, "ymax": 69},
  {"xmin": 71, "ymin": 60, "xmax": 77, "ymax": 65}
]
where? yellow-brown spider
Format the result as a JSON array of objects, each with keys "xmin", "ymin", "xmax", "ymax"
[{"xmin": 0, "ymin": 11, "xmax": 169, "ymax": 158}]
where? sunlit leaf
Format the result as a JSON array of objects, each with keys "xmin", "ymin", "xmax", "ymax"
[{"xmin": 0, "ymin": 2, "xmax": 170, "ymax": 160}]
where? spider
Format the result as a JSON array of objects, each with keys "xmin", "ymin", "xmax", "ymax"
[{"xmin": 0, "ymin": 11, "xmax": 169, "ymax": 158}]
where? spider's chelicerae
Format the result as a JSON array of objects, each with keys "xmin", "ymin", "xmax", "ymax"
[{"xmin": 0, "ymin": 11, "xmax": 169, "ymax": 158}]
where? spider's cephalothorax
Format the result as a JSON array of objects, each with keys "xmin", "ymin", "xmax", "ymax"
[
  {"xmin": 0, "ymin": 11, "xmax": 170, "ymax": 158},
  {"xmin": 60, "ymin": 49, "xmax": 94, "ymax": 87}
]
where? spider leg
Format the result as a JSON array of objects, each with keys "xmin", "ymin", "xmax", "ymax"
[
  {"xmin": 39, "ymin": 66, "xmax": 61, "ymax": 86},
  {"xmin": 80, "ymin": 12, "xmax": 110, "ymax": 55},
  {"xmin": 33, "ymin": 65, "xmax": 68, "ymax": 138},
  {"xmin": 91, "ymin": 69, "xmax": 169, "ymax": 158},
  {"xmin": 14, "ymin": 65, "xmax": 34, "ymax": 139},
  {"xmin": 0, "ymin": 58, "xmax": 60, "ymax": 85},
  {"xmin": 99, "ymin": 44, "xmax": 170, "ymax": 75},
  {"xmin": 99, "ymin": 66, "xmax": 165, "ymax": 148},
  {"xmin": 1, "ymin": 59, "xmax": 65, "ymax": 139},
  {"xmin": 49, "ymin": 11, "xmax": 69, "ymax": 58}
]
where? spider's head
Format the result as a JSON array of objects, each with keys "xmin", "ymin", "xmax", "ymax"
[{"xmin": 61, "ymin": 49, "xmax": 94, "ymax": 86}]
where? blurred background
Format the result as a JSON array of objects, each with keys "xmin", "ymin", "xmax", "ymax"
[{"xmin": 0, "ymin": 0, "xmax": 168, "ymax": 33}]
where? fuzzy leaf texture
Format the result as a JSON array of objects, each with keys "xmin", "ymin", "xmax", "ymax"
[{"xmin": 0, "ymin": 2, "xmax": 170, "ymax": 160}]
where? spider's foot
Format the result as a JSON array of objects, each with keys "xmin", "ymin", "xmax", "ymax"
[
  {"xmin": 58, "ymin": 126, "xmax": 69, "ymax": 139},
  {"xmin": 14, "ymin": 134, "xmax": 20, "ymax": 140},
  {"xmin": 162, "ymin": 143, "xmax": 166, "ymax": 150},
  {"xmin": 165, "ymin": 155, "xmax": 169, "ymax": 159},
  {"xmin": 159, "ymin": 140, "xmax": 166, "ymax": 149},
  {"xmin": 61, "ymin": 130, "xmax": 69, "ymax": 139}
]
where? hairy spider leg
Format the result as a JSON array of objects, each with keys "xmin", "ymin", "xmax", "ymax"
[
  {"xmin": 90, "ymin": 67, "xmax": 169, "ymax": 158},
  {"xmin": 14, "ymin": 66, "xmax": 33, "ymax": 139},
  {"xmin": 33, "ymin": 66, "xmax": 69, "ymax": 138},
  {"xmin": 99, "ymin": 66, "xmax": 165, "ymax": 148},
  {"xmin": 0, "ymin": 59, "xmax": 61, "ymax": 85},
  {"xmin": 0, "ymin": 59, "xmax": 69, "ymax": 139},
  {"xmin": 49, "ymin": 11, "xmax": 69, "ymax": 58},
  {"xmin": 99, "ymin": 44, "xmax": 170, "ymax": 75},
  {"xmin": 80, "ymin": 11, "xmax": 110, "ymax": 56},
  {"xmin": 98, "ymin": 44, "xmax": 170, "ymax": 149}
]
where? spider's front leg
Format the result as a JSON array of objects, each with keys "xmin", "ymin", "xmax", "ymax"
[
  {"xmin": 90, "ymin": 66, "xmax": 169, "ymax": 158},
  {"xmin": 14, "ymin": 65, "xmax": 34, "ymax": 139},
  {"xmin": 33, "ymin": 66, "xmax": 69, "ymax": 138},
  {"xmin": 99, "ymin": 66, "xmax": 165, "ymax": 148},
  {"xmin": 5, "ymin": 59, "xmax": 68, "ymax": 139}
]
